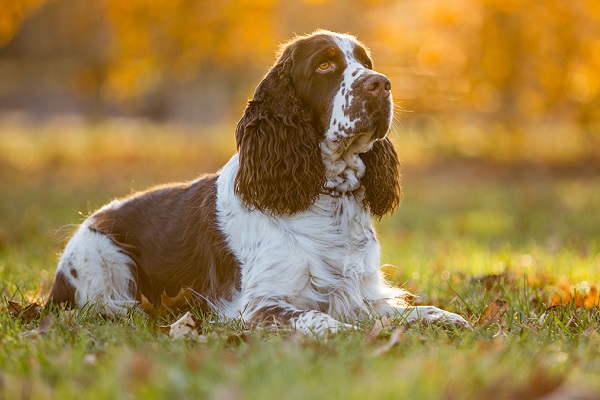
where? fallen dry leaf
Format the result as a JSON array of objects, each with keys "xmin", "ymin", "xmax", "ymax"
[
  {"xmin": 476, "ymin": 299, "xmax": 508, "ymax": 327},
  {"xmin": 372, "ymin": 326, "xmax": 408, "ymax": 356},
  {"xmin": 7, "ymin": 300, "xmax": 43, "ymax": 323},
  {"xmin": 140, "ymin": 288, "xmax": 202, "ymax": 319},
  {"xmin": 168, "ymin": 312, "xmax": 197, "ymax": 339},
  {"xmin": 7, "ymin": 300, "xmax": 21, "ymax": 316},
  {"xmin": 20, "ymin": 314, "xmax": 54, "ymax": 337},
  {"xmin": 549, "ymin": 282, "xmax": 599, "ymax": 310},
  {"xmin": 471, "ymin": 271, "xmax": 514, "ymax": 291},
  {"xmin": 162, "ymin": 311, "xmax": 206, "ymax": 341},
  {"xmin": 584, "ymin": 286, "xmax": 599, "ymax": 309},
  {"xmin": 139, "ymin": 293, "xmax": 160, "ymax": 318},
  {"xmin": 476, "ymin": 366, "xmax": 565, "ymax": 399},
  {"xmin": 366, "ymin": 316, "xmax": 393, "ymax": 344},
  {"xmin": 161, "ymin": 288, "xmax": 197, "ymax": 312}
]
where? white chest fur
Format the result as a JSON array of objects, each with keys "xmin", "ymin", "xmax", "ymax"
[{"xmin": 216, "ymin": 155, "xmax": 381, "ymax": 319}]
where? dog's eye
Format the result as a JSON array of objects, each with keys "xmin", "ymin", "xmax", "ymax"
[
  {"xmin": 363, "ymin": 62, "xmax": 371, "ymax": 69},
  {"xmin": 317, "ymin": 62, "xmax": 332, "ymax": 72}
]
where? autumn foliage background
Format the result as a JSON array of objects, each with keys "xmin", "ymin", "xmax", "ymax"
[{"xmin": 1, "ymin": 0, "xmax": 599, "ymax": 163}]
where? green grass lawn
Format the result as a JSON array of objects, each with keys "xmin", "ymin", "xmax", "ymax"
[{"xmin": 1, "ymin": 124, "xmax": 600, "ymax": 399}]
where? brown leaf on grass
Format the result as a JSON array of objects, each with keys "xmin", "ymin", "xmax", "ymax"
[
  {"xmin": 471, "ymin": 271, "xmax": 514, "ymax": 291},
  {"xmin": 584, "ymin": 286, "xmax": 599, "ymax": 309},
  {"xmin": 476, "ymin": 367, "xmax": 565, "ymax": 400},
  {"xmin": 7, "ymin": 300, "xmax": 21, "ymax": 316},
  {"xmin": 21, "ymin": 314, "xmax": 54, "ymax": 337},
  {"xmin": 140, "ymin": 288, "xmax": 201, "ymax": 319},
  {"xmin": 372, "ymin": 326, "xmax": 408, "ymax": 356},
  {"xmin": 476, "ymin": 299, "xmax": 508, "ymax": 327},
  {"xmin": 139, "ymin": 293, "xmax": 160, "ymax": 318},
  {"xmin": 167, "ymin": 311, "xmax": 197, "ymax": 339},
  {"xmin": 365, "ymin": 316, "xmax": 393, "ymax": 344},
  {"xmin": 7, "ymin": 300, "xmax": 43, "ymax": 322},
  {"xmin": 160, "ymin": 288, "xmax": 198, "ymax": 312},
  {"xmin": 160, "ymin": 311, "xmax": 207, "ymax": 341},
  {"xmin": 549, "ymin": 282, "xmax": 599, "ymax": 310}
]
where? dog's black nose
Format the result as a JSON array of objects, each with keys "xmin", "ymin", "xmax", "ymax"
[{"xmin": 363, "ymin": 74, "xmax": 391, "ymax": 97}]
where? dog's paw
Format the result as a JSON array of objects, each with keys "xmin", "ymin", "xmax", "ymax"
[
  {"xmin": 399, "ymin": 306, "xmax": 471, "ymax": 329},
  {"xmin": 421, "ymin": 307, "xmax": 471, "ymax": 329}
]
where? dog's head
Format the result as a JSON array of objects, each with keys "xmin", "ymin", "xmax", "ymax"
[{"xmin": 235, "ymin": 30, "xmax": 400, "ymax": 217}]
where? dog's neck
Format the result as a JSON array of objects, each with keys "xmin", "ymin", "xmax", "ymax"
[{"xmin": 320, "ymin": 133, "xmax": 374, "ymax": 195}]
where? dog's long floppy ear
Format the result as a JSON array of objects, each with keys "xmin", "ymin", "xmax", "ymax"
[
  {"xmin": 234, "ymin": 48, "xmax": 325, "ymax": 215},
  {"xmin": 359, "ymin": 137, "xmax": 402, "ymax": 219}
]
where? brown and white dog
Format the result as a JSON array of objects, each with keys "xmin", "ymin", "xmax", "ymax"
[{"xmin": 47, "ymin": 30, "xmax": 469, "ymax": 334}]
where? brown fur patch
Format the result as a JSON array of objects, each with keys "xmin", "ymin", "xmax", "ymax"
[
  {"xmin": 45, "ymin": 270, "xmax": 76, "ymax": 308},
  {"xmin": 89, "ymin": 175, "xmax": 240, "ymax": 306}
]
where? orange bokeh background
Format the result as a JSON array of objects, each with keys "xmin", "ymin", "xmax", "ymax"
[{"xmin": 1, "ymin": 0, "xmax": 599, "ymax": 162}]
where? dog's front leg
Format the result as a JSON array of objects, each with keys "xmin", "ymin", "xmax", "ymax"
[
  {"xmin": 245, "ymin": 298, "xmax": 357, "ymax": 336},
  {"xmin": 376, "ymin": 302, "xmax": 471, "ymax": 328}
]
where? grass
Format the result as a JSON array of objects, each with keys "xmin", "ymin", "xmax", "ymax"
[{"xmin": 1, "ymin": 120, "xmax": 600, "ymax": 399}]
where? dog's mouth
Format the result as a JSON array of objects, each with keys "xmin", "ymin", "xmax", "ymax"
[
  {"xmin": 364, "ymin": 93, "xmax": 393, "ymax": 138},
  {"xmin": 330, "ymin": 130, "xmax": 376, "ymax": 157},
  {"xmin": 327, "ymin": 102, "xmax": 392, "ymax": 157},
  {"xmin": 323, "ymin": 73, "xmax": 393, "ymax": 144},
  {"xmin": 345, "ymin": 104, "xmax": 392, "ymax": 142}
]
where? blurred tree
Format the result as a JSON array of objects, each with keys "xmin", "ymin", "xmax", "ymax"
[
  {"xmin": 0, "ymin": 0, "xmax": 48, "ymax": 47},
  {"xmin": 471, "ymin": 0, "xmax": 600, "ymax": 129},
  {"xmin": 103, "ymin": 0, "xmax": 278, "ymax": 103},
  {"xmin": 1, "ymin": 0, "xmax": 599, "ymax": 140},
  {"xmin": 372, "ymin": 0, "xmax": 600, "ymax": 129}
]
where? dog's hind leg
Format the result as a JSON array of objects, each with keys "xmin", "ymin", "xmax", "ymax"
[{"xmin": 46, "ymin": 222, "xmax": 138, "ymax": 316}]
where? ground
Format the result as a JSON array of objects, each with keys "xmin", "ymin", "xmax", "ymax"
[{"xmin": 1, "ymin": 123, "xmax": 599, "ymax": 399}]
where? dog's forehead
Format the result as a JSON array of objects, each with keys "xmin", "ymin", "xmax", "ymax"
[
  {"xmin": 331, "ymin": 34, "xmax": 371, "ymax": 66},
  {"xmin": 332, "ymin": 36, "xmax": 356, "ymax": 57},
  {"xmin": 299, "ymin": 33, "xmax": 362, "ymax": 56},
  {"xmin": 320, "ymin": 33, "xmax": 362, "ymax": 57}
]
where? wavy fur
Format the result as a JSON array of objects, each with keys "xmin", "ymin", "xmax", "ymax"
[
  {"xmin": 360, "ymin": 138, "xmax": 402, "ymax": 218},
  {"xmin": 235, "ymin": 52, "xmax": 325, "ymax": 215}
]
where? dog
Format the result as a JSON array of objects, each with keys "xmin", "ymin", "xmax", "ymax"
[{"xmin": 46, "ymin": 30, "xmax": 469, "ymax": 334}]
